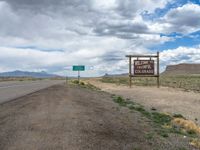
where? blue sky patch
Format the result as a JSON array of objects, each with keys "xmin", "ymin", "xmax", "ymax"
[{"xmin": 150, "ymin": 30, "xmax": 200, "ymax": 51}]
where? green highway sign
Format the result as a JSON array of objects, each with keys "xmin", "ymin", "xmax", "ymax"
[{"xmin": 73, "ymin": 65, "xmax": 85, "ymax": 71}]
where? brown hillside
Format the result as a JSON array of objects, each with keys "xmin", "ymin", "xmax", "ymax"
[{"xmin": 162, "ymin": 63, "xmax": 200, "ymax": 75}]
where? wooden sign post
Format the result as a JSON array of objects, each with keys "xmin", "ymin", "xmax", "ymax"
[{"xmin": 126, "ymin": 52, "xmax": 160, "ymax": 88}]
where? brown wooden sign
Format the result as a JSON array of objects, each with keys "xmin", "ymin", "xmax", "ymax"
[
  {"xmin": 134, "ymin": 60, "xmax": 154, "ymax": 75},
  {"xmin": 126, "ymin": 52, "xmax": 160, "ymax": 88}
]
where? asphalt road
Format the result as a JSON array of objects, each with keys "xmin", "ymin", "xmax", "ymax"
[{"xmin": 0, "ymin": 80, "xmax": 65, "ymax": 104}]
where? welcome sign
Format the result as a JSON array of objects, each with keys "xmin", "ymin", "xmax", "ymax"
[{"xmin": 134, "ymin": 60, "xmax": 154, "ymax": 75}]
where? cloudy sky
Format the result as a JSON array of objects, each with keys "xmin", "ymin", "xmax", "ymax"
[{"xmin": 0, "ymin": 0, "xmax": 200, "ymax": 76}]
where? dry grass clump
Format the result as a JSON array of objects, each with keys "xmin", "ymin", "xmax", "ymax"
[
  {"xmin": 190, "ymin": 138, "xmax": 200, "ymax": 149},
  {"xmin": 172, "ymin": 118, "xmax": 200, "ymax": 135},
  {"xmin": 71, "ymin": 80, "xmax": 101, "ymax": 91}
]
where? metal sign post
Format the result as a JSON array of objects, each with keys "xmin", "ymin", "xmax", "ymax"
[
  {"xmin": 126, "ymin": 52, "xmax": 160, "ymax": 88},
  {"xmin": 78, "ymin": 70, "xmax": 80, "ymax": 83}
]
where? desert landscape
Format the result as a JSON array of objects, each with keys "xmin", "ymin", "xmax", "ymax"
[
  {"xmin": 1, "ymin": 0, "xmax": 200, "ymax": 149},
  {"xmin": 0, "ymin": 63, "xmax": 200, "ymax": 150},
  {"xmin": 0, "ymin": 80, "xmax": 199, "ymax": 150}
]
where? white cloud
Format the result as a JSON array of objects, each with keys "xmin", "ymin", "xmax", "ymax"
[
  {"xmin": 116, "ymin": 0, "xmax": 172, "ymax": 17},
  {"xmin": 0, "ymin": 36, "xmax": 131, "ymax": 76},
  {"xmin": 92, "ymin": 0, "xmax": 117, "ymax": 10},
  {"xmin": 151, "ymin": 3, "xmax": 200, "ymax": 34},
  {"xmin": 0, "ymin": 0, "xmax": 199, "ymax": 76},
  {"xmin": 160, "ymin": 46, "xmax": 200, "ymax": 71}
]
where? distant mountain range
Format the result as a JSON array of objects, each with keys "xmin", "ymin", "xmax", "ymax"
[{"xmin": 0, "ymin": 70, "xmax": 61, "ymax": 78}]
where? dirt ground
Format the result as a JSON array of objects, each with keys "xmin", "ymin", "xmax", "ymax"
[
  {"xmin": 87, "ymin": 78, "xmax": 200, "ymax": 125},
  {"xmin": 0, "ymin": 83, "xmax": 197, "ymax": 149}
]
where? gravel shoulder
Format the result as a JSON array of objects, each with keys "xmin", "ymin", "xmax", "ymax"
[
  {"xmin": 0, "ymin": 83, "xmax": 197, "ymax": 150},
  {"xmin": 87, "ymin": 79, "xmax": 200, "ymax": 125}
]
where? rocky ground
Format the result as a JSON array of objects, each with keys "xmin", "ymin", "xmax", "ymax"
[{"xmin": 87, "ymin": 78, "xmax": 200, "ymax": 125}]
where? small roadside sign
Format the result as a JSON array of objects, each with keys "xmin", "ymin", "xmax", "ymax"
[
  {"xmin": 73, "ymin": 65, "xmax": 85, "ymax": 71},
  {"xmin": 72, "ymin": 65, "xmax": 85, "ymax": 83}
]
